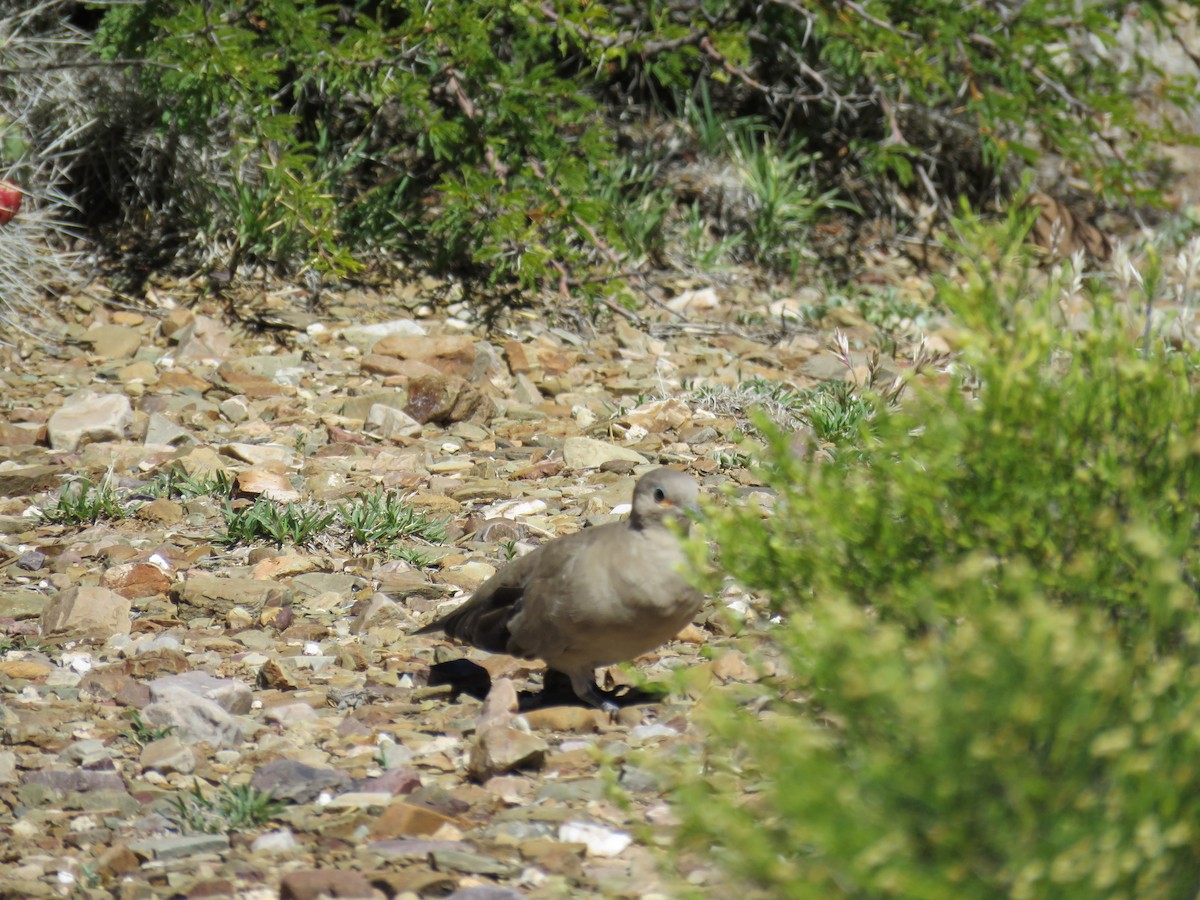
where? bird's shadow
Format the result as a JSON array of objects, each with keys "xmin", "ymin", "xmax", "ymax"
[{"xmin": 427, "ymin": 659, "xmax": 667, "ymax": 710}]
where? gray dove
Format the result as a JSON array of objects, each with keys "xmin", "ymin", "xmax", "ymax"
[{"xmin": 415, "ymin": 468, "xmax": 704, "ymax": 713}]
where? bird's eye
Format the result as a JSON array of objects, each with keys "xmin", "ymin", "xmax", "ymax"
[{"xmin": 653, "ymin": 487, "xmax": 667, "ymax": 502}]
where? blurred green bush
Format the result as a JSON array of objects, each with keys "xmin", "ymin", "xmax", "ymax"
[{"xmin": 671, "ymin": 211, "xmax": 1200, "ymax": 897}]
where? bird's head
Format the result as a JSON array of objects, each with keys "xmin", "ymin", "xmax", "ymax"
[{"xmin": 629, "ymin": 468, "xmax": 701, "ymax": 530}]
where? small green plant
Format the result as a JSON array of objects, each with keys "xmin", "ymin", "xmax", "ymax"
[
  {"xmin": 595, "ymin": 157, "xmax": 674, "ymax": 265},
  {"xmin": 337, "ymin": 489, "xmax": 448, "ymax": 552},
  {"xmin": 169, "ymin": 780, "xmax": 285, "ymax": 833},
  {"xmin": 855, "ymin": 288, "xmax": 936, "ymax": 334},
  {"xmin": 691, "ymin": 376, "xmax": 877, "ymax": 446},
  {"xmin": 0, "ymin": 635, "xmax": 49, "ymax": 655},
  {"xmin": 145, "ymin": 467, "xmax": 234, "ymax": 501},
  {"xmin": 39, "ymin": 478, "xmax": 128, "ymax": 525},
  {"xmin": 796, "ymin": 381, "xmax": 874, "ymax": 445},
  {"xmin": 679, "ymin": 200, "xmax": 745, "ymax": 269},
  {"xmin": 122, "ymin": 710, "xmax": 175, "ymax": 748},
  {"xmin": 220, "ymin": 498, "xmax": 336, "ymax": 547},
  {"xmin": 730, "ymin": 130, "xmax": 851, "ymax": 274}
]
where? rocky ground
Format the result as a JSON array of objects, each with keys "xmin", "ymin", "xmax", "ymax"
[{"xmin": 0, "ymin": 266, "xmax": 946, "ymax": 900}]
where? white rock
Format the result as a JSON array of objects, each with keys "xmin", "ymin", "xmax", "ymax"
[
  {"xmin": 366, "ymin": 403, "xmax": 422, "ymax": 439},
  {"xmin": 558, "ymin": 821, "xmax": 633, "ymax": 857},
  {"xmin": 340, "ymin": 318, "xmax": 425, "ymax": 351},
  {"xmin": 251, "ymin": 829, "xmax": 297, "ymax": 854},
  {"xmin": 665, "ymin": 287, "xmax": 720, "ymax": 313},
  {"xmin": 630, "ymin": 723, "xmax": 680, "ymax": 741}
]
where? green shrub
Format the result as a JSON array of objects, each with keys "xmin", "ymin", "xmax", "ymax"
[
  {"xmin": 678, "ymin": 595, "xmax": 1200, "ymax": 899},
  {"xmin": 67, "ymin": 0, "xmax": 1195, "ymax": 295},
  {"xmin": 669, "ymin": 213, "xmax": 1200, "ymax": 896}
]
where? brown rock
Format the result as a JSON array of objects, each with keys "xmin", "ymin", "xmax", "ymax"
[
  {"xmin": 140, "ymin": 734, "xmax": 196, "ymax": 774},
  {"xmin": 279, "ymin": 870, "xmax": 381, "ymax": 900},
  {"xmin": 257, "ymin": 657, "xmax": 300, "ymax": 690},
  {"xmin": 404, "ymin": 373, "xmax": 494, "ymax": 425},
  {"xmin": 83, "ymin": 323, "xmax": 142, "ymax": 359},
  {"xmin": 39, "ymin": 585, "xmax": 131, "ymax": 641},
  {"xmin": 711, "ymin": 649, "xmax": 756, "ymax": 682},
  {"xmin": 79, "ymin": 666, "xmax": 151, "ymax": 706},
  {"xmin": 214, "ymin": 363, "xmax": 288, "ymax": 399},
  {"xmin": 520, "ymin": 837, "xmax": 586, "ymax": 877},
  {"xmin": 172, "ymin": 576, "xmax": 290, "ymax": 622},
  {"xmin": 0, "ymin": 464, "xmax": 64, "ymax": 497},
  {"xmin": 127, "ymin": 648, "xmax": 190, "ymax": 678},
  {"xmin": 504, "ymin": 340, "xmax": 536, "ymax": 374},
  {"xmin": 186, "ymin": 878, "xmax": 236, "ymax": 898},
  {"xmin": 367, "ymin": 801, "xmax": 465, "ymax": 839},
  {"xmin": 95, "ymin": 844, "xmax": 140, "ymax": 879},
  {"xmin": 101, "ymin": 562, "xmax": 172, "ymax": 599},
  {"xmin": 157, "ymin": 369, "xmax": 211, "ymax": 392},
  {"xmin": 359, "ymin": 354, "xmax": 442, "ymax": 378}
]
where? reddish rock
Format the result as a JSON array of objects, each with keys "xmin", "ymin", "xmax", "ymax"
[
  {"xmin": 215, "ymin": 363, "xmax": 288, "ymax": 399},
  {"xmin": 404, "ymin": 374, "xmax": 494, "ymax": 425},
  {"xmin": 101, "ymin": 562, "xmax": 172, "ymax": 599}
]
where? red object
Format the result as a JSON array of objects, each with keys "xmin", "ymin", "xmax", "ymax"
[{"xmin": 0, "ymin": 181, "xmax": 22, "ymax": 225}]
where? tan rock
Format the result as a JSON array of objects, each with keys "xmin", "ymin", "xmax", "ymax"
[
  {"xmin": 468, "ymin": 724, "xmax": 548, "ymax": 780},
  {"xmin": 39, "ymin": 585, "xmax": 131, "ymax": 641},
  {"xmin": 83, "ymin": 323, "xmax": 142, "ymax": 359},
  {"xmin": 140, "ymin": 734, "xmax": 196, "ymax": 774},
  {"xmin": 134, "ymin": 498, "xmax": 184, "ymax": 525},
  {"xmin": 367, "ymin": 801, "xmax": 465, "ymax": 839},
  {"xmin": 561, "ymin": 436, "xmax": 647, "ymax": 469},
  {"xmin": 235, "ymin": 469, "xmax": 301, "ymax": 502},
  {"xmin": 371, "ymin": 333, "xmax": 476, "ymax": 376},
  {"xmin": 521, "ymin": 706, "xmax": 604, "ymax": 733},
  {"xmin": 47, "ymin": 390, "xmax": 133, "ymax": 452},
  {"xmin": 0, "ymin": 660, "xmax": 52, "ymax": 680}
]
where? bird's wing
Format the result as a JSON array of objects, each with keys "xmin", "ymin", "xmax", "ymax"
[{"xmin": 412, "ymin": 548, "xmax": 540, "ymax": 652}]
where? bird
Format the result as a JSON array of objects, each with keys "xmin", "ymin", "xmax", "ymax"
[{"xmin": 414, "ymin": 467, "xmax": 704, "ymax": 714}]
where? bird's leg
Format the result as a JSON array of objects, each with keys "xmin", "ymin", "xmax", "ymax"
[{"xmin": 568, "ymin": 670, "xmax": 620, "ymax": 720}]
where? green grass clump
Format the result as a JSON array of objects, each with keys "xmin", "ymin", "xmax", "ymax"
[
  {"xmin": 670, "ymin": 210, "xmax": 1200, "ymax": 897},
  {"xmin": 39, "ymin": 478, "xmax": 128, "ymax": 525},
  {"xmin": 121, "ymin": 710, "xmax": 175, "ymax": 748},
  {"xmin": 338, "ymin": 489, "xmax": 448, "ymax": 550},
  {"xmin": 169, "ymin": 780, "xmax": 284, "ymax": 834},
  {"xmin": 217, "ymin": 489, "xmax": 446, "ymax": 562},
  {"xmin": 145, "ymin": 467, "xmax": 234, "ymax": 500},
  {"xmin": 220, "ymin": 498, "xmax": 335, "ymax": 548}
]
